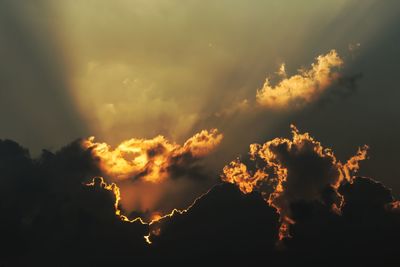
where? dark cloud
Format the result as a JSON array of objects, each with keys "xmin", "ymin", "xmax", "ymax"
[
  {"xmin": 286, "ymin": 177, "xmax": 400, "ymax": 266},
  {"xmin": 0, "ymin": 139, "xmax": 399, "ymax": 266},
  {"xmin": 222, "ymin": 125, "xmax": 368, "ymax": 241},
  {"xmin": 148, "ymin": 183, "xmax": 280, "ymax": 264},
  {"xmin": 166, "ymin": 151, "xmax": 213, "ymax": 181},
  {"xmin": 315, "ymin": 72, "xmax": 364, "ymax": 108},
  {"xmin": 0, "ymin": 139, "xmax": 148, "ymax": 266}
]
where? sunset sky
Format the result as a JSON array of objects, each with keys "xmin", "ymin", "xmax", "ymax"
[
  {"xmin": 2, "ymin": 0, "xmax": 399, "ymax": 195},
  {"xmin": 0, "ymin": 1, "xmax": 400, "ymax": 265}
]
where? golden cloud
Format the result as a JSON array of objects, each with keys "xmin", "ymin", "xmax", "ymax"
[
  {"xmin": 222, "ymin": 125, "xmax": 368, "ymax": 240},
  {"xmin": 257, "ymin": 50, "xmax": 344, "ymax": 109},
  {"xmin": 85, "ymin": 176, "xmax": 212, "ymax": 244},
  {"xmin": 83, "ymin": 129, "xmax": 223, "ymax": 183}
]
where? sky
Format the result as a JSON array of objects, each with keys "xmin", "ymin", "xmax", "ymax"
[
  {"xmin": 1, "ymin": 0, "xmax": 400, "ymax": 265},
  {"xmin": 1, "ymin": 0, "xmax": 399, "ymax": 194}
]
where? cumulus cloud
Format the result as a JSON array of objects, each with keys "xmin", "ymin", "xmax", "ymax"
[
  {"xmin": 0, "ymin": 136, "xmax": 399, "ymax": 266},
  {"xmin": 285, "ymin": 176, "xmax": 400, "ymax": 266},
  {"xmin": 0, "ymin": 139, "xmax": 149, "ymax": 266},
  {"xmin": 83, "ymin": 129, "xmax": 223, "ymax": 221},
  {"xmin": 148, "ymin": 183, "xmax": 280, "ymax": 262},
  {"xmin": 83, "ymin": 129, "xmax": 223, "ymax": 183},
  {"xmin": 222, "ymin": 125, "xmax": 368, "ymax": 239},
  {"xmin": 256, "ymin": 50, "xmax": 344, "ymax": 109}
]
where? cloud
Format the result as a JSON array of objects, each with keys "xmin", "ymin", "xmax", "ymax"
[
  {"xmin": 286, "ymin": 177, "xmax": 400, "ymax": 265},
  {"xmin": 0, "ymin": 136, "xmax": 399, "ymax": 265},
  {"xmin": 146, "ymin": 183, "xmax": 280, "ymax": 263},
  {"xmin": 83, "ymin": 129, "xmax": 223, "ymax": 183},
  {"xmin": 256, "ymin": 50, "xmax": 344, "ymax": 109},
  {"xmin": 84, "ymin": 177, "xmax": 146, "ymax": 225},
  {"xmin": 386, "ymin": 201, "xmax": 400, "ymax": 213},
  {"xmin": 0, "ymin": 138, "xmax": 148, "ymax": 266},
  {"xmin": 82, "ymin": 129, "xmax": 223, "ymax": 221},
  {"xmin": 222, "ymin": 125, "xmax": 368, "ymax": 239}
]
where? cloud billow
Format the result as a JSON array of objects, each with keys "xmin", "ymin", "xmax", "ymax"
[{"xmin": 0, "ymin": 131, "xmax": 399, "ymax": 265}]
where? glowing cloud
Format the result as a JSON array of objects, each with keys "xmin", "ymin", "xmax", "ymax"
[
  {"xmin": 257, "ymin": 50, "xmax": 344, "ymax": 109},
  {"xmin": 386, "ymin": 201, "xmax": 400, "ymax": 213},
  {"xmin": 83, "ymin": 129, "xmax": 223, "ymax": 183},
  {"xmin": 84, "ymin": 176, "xmax": 212, "ymax": 245},
  {"xmin": 84, "ymin": 177, "xmax": 145, "ymax": 224},
  {"xmin": 222, "ymin": 125, "xmax": 368, "ymax": 240}
]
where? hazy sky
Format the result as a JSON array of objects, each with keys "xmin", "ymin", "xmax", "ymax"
[{"xmin": 1, "ymin": 0, "xmax": 399, "ymax": 194}]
